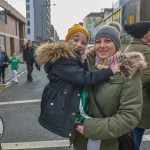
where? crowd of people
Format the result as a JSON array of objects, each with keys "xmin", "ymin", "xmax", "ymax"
[
  {"xmin": 0, "ymin": 41, "xmax": 40, "ymax": 85},
  {"xmin": 0, "ymin": 21, "xmax": 150, "ymax": 150}
]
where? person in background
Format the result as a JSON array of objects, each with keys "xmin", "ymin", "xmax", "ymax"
[
  {"xmin": 124, "ymin": 21, "xmax": 150, "ymax": 150},
  {"xmin": 73, "ymin": 25, "xmax": 145, "ymax": 150},
  {"xmin": 21, "ymin": 42, "xmax": 26, "ymax": 53},
  {"xmin": 0, "ymin": 47, "xmax": 9, "ymax": 84},
  {"xmin": 35, "ymin": 24, "xmax": 120, "ymax": 143},
  {"xmin": 9, "ymin": 52, "xmax": 24, "ymax": 83},
  {"xmin": 23, "ymin": 41, "xmax": 37, "ymax": 82}
]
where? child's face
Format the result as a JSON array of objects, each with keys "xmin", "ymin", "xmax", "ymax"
[
  {"xmin": 69, "ymin": 32, "xmax": 88, "ymax": 55},
  {"xmin": 13, "ymin": 53, "xmax": 16, "ymax": 57}
]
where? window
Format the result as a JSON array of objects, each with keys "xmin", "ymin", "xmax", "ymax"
[
  {"xmin": 27, "ymin": 28, "xmax": 30, "ymax": 34},
  {"xmin": 88, "ymin": 19, "xmax": 91, "ymax": 24},
  {"xmin": 0, "ymin": 35, "xmax": 5, "ymax": 51},
  {"xmin": 26, "ymin": 13, "xmax": 30, "ymax": 18},
  {"xmin": 26, "ymin": 5, "xmax": 30, "ymax": 11},
  {"xmin": 27, "ymin": 20, "xmax": 30, "ymax": 26},
  {"xmin": 0, "ymin": 6, "xmax": 6, "ymax": 23}
]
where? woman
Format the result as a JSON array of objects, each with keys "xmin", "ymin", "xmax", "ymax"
[
  {"xmin": 35, "ymin": 24, "xmax": 119, "ymax": 138},
  {"xmin": 74, "ymin": 25, "xmax": 146, "ymax": 150},
  {"xmin": 0, "ymin": 46, "xmax": 9, "ymax": 84},
  {"xmin": 124, "ymin": 21, "xmax": 150, "ymax": 150}
]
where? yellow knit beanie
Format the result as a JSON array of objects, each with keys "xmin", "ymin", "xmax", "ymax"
[{"xmin": 65, "ymin": 24, "xmax": 89, "ymax": 42}]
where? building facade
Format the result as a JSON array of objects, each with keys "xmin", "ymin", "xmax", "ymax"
[
  {"xmin": 140, "ymin": 0, "xmax": 150, "ymax": 21},
  {"xmin": 83, "ymin": 13, "xmax": 103, "ymax": 44},
  {"xmin": 26, "ymin": 0, "xmax": 52, "ymax": 42},
  {"xmin": 100, "ymin": 0, "xmax": 150, "ymax": 26},
  {"xmin": 0, "ymin": 0, "xmax": 27, "ymax": 56}
]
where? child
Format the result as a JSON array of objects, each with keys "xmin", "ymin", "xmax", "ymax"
[{"xmin": 9, "ymin": 52, "xmax": 24, "ymax": 83}]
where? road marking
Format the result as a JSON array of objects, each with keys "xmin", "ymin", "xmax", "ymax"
[
  {"xmin": 142, "ymin": 135, "xmax": 150, "ymax": 141},
  {"xmin": 1, "ymin": 135, "xmax": 150, "ymax": 150},
  {"xmin": 0, "ymin": 70, "xmax": 25, "ymax": 93},
  {"xmin": 1, "ymin": 140, "xmax": 70, "ymax": 149},
  {"xmin": 0, "ymin": 99, "xmax": 41, "ymax": 106},
  {"xmin": 0, "ymin": 82, "xmax": 11, "ymax": 92}
]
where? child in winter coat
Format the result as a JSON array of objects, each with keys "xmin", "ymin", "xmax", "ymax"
[{"xmin": 9, "ymin": 52, "xmax": 24, "ymax": 83}]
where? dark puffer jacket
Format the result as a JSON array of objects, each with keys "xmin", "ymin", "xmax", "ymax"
[
  {"xmin": 35, "ymin": 42, "xmax": 113, "ymax": 138},
  {"xmin": 23, "ymin": 47, "xmax": 35, "ymax": 63},
  {"xmin": 0, "ymin": 52, "xmax": 9, "ymax": 68}
]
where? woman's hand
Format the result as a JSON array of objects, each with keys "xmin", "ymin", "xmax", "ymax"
[
  {"xmin": 75, "ymin": 125, "xmax": 84, "ymax": 135},
  {"xmin": 111, "ymin": 64, "xmax": 120, "ymax": 74}
]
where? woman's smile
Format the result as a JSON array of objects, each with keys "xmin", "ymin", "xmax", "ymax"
[{"xmin": 99, "ymin": 50, "xmax": 108, "ymax": 55}]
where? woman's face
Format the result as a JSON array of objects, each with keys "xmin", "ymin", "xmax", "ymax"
[
  {"xmin": 69, "ymin": 32, "xmax": 88, "ymax": 55},
  {"xmin": 94, "ymin": 37, "xmax": 117, "ymax": 60}
]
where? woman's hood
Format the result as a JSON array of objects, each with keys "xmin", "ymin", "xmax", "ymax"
[
  {"xmin": 35, "ymin": 42, "xmax": 76, "ymax": 65},
  {"xmin": 120, "ymin": 52, "xmax": 147, "ymax": 79}
]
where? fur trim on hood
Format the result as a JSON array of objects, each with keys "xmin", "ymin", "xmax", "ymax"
[
  {"xmin": 35, "ymin": 42, "xmax": 76, "ymax": 65},
  {"xmin": 86, "ymin": 48, "xmax": 147, "ymax": 79},
  {"xmin": 120, "ymin": 52, "xmax": 147, "ymax": 79}
]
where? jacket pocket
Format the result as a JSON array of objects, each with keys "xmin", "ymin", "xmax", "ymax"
[
  {"xmin": 62, "ymin": 90, "xmax": 67, "ymax": 109},
  {"xmin": 41, "ymin": 85, "xmax": 57, "ymax": 111}
]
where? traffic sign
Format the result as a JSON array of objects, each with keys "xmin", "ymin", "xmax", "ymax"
[{"xmin": 129, "ymin": 15, "xmax": 135, "ymax": 24}]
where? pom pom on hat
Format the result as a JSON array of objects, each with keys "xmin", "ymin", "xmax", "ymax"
[
  {"xmin": 65, "ymin": 24, "xmax": 89, "ymax": 42},
  {"xmin": 124, "ymin": 22, "xmax": 150, "ymax": 39},
  {"xmin": 109, "ymin": 21, "xmax": 122, "ymax": 33}
]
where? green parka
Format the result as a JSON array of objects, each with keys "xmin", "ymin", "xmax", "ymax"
[
  {"xmin": 72, "ymin": 52, "xmax": 145, "ymax": 150},
  {"xmin": 125, "ymin": 39, "xmax": 150, "ymax": 129}
]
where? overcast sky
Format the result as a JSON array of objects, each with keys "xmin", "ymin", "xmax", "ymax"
[{"xmin": 6, "ymin": 0, "xmax": 114, "ymax": 40}]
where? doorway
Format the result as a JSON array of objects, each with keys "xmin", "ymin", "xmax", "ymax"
[{"xmin": 10, "ymin": 37, "xmax": 14, "ymax": 56}]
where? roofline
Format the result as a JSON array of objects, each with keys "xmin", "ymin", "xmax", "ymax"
[{"xmin": 0, "ymin": 0, "xmax": 27, "ymax": 24}]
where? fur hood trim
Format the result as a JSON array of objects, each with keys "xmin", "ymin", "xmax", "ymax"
[
  {"xmin": 120, "ymin": 52, "xmax": 147, "ymax": 79},
  {"xmin": 87, "ymin": 48, "xmax": 147, "ymax": 79},
  {"xmin": 35, "ymin": 42, "xmax": 76, "ymax": 65}
]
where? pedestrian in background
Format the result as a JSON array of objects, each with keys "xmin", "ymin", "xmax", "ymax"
[
  {"xmin": 35, "ymin": 24, "xmax": 120, "ymax": 142},
  {"xmin": 73, "ymin": 25, "xmax": 145, "ymax": 150},
  {"xmin": 9, "ymin": 52, "xmax": 24, "ymax": 83},
  {"xmin": 23, "ymin": 41, "xmax": 36, "ymax": 82},
  {"xmin": 0, "ymin": 47, "xmax": 9, "ymax": 84},
  {"xmin": 124, "ymin": 21, "xmax": 150, "ymax": 150}
]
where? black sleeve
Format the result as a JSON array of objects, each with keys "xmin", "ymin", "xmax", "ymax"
[
  {"xmin": 52, "ymin": 57, "xmax": 113, "ymax": 86},
  {"xmin": 4, "ymin": 52, "xmax": 9, "ymax": 62},
  {"xmin": 23, "ymin": 49, "xmax": 26, "ymax": 61}
]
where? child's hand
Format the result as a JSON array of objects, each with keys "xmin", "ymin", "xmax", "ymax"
[{"xmin": 75, "ymin": 125, "xmax": 84, "ymax": 135}]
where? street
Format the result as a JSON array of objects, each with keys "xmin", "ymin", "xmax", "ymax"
[
  {"xmin": 0, "ymin": 67, "xmax": 69, "ymax": 150},
  {"xmin": 0, "ymin": 67, "xmax": 150, "ymax": 150}
]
